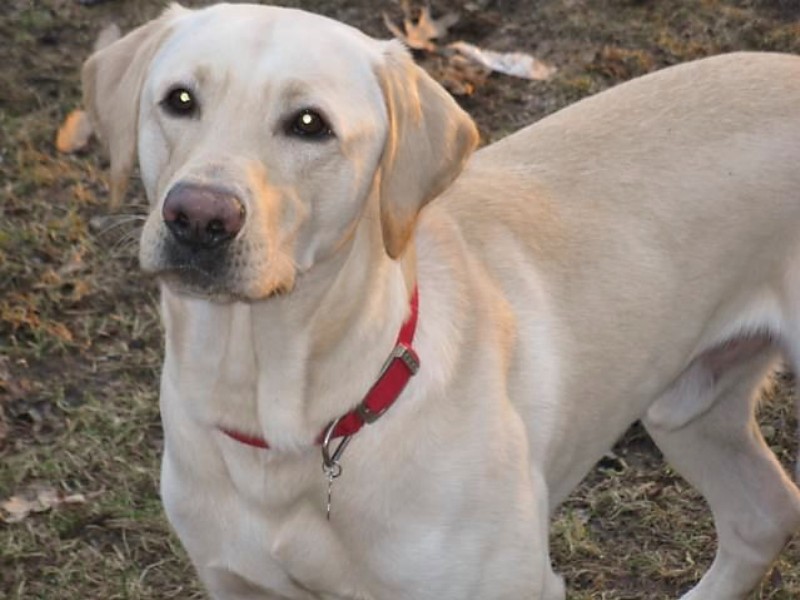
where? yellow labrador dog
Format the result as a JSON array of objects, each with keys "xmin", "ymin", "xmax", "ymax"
[{"xmin": 82, "ymin": 3, "xmax": 800, "ymax": 599}]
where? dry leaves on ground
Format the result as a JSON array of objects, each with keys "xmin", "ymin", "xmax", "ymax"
[{"xmin": 383, "ymin": 2, "xmax": 556, "ymax": 95}]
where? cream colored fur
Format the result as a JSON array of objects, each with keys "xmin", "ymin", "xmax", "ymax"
[{"xmin": 82, "ymin": 3, "xmax": 800, "ymax": 599}]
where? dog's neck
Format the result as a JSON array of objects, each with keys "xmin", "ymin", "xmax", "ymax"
[{"xmin": 158, "ymin": 208, "xmax": 416, "ymax": 451}]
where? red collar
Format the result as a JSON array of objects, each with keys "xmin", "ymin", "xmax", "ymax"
[{"xmin": 221, "ymin": 286, "xmax": 420, "ymax": 449}]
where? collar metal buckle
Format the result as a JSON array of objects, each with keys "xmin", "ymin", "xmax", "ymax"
[{"xmin": 356, "ymin": 344, "xmax": 419, "ymax": 424}]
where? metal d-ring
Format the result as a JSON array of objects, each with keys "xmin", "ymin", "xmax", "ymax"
[
  {"xmin": 321, "ymin": 417, "xmax": 352, "ymax": 521},
  {"xmin": 321, "ymin": 416, "xmax": 352, "ymax": 476}
]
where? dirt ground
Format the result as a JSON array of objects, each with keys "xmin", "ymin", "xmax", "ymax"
[{"xmin": 1, "ymin": 0, "xmax": 799, "ymax": 598}]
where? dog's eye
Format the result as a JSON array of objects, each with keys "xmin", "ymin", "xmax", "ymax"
[
  {"xmin": 162, "ymin": 87, "xmax": 197, "ymax": 117},
  {"xmin": 289, "ymin": 109, "xmax": 332, "ymax": 139}
]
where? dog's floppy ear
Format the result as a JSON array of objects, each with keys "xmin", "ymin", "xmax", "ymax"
[
  {"xmin": 375, "ymin": 41, "xmax": 479, "ymax": 259},
  {"xmin": 81, "ymin": 4, "xmax": 187, "ymax": 207}
]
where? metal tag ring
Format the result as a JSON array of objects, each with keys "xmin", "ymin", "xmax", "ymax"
[{"xmin": 321, "ymin": 416, "xmax": 352, "ymax": 474}]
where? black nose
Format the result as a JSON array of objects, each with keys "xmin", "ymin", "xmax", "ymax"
[{"xmin": 162, "ymin": 184, "xmax": 245, "ymax": 249}]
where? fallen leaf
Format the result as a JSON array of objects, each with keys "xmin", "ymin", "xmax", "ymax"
[
  {"xmin": 63, "ymin": 493, "xmax": 88, "ymax": 505},
  {"xmin": 0, "ymin": 486, "xmax": 88, "ymax": 523},
  {"xmin": 449, "ymin": 41, "xmax": 557, "ymax": 81},
  {"xmin": 56, "ymin": 109, "xmax": 93, "ymax": 154},
  {"xmin": 383, "ymin": 4, "xmax": 458, "ymax": 52},
  {"xmin": 1, "ymin": 496, "xmax": 34, "ymax": 523},
  {"xmin": 432, "ymin": 53, "xmax": 490, "ymax": 96}
]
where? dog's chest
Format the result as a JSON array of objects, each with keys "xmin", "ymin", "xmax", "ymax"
[
  {"xmin": 161, "ymin": 430, "xmax": 531, "ymax": 600},
  {"xmin": 162, "ymin": 449, "xmax": 366, "ymax": 599}
]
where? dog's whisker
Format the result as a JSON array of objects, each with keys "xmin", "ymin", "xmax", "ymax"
[
  {"xmin": 105, "ymin": 213, "xmax": 146, "ymax": 225},
  {"xmin": 91, "ymin": 213, "xmax": 147, "ymax": 237},
  {"xmin": 108, "ymin": 227, "xmax": 143, "ymax": 256}
]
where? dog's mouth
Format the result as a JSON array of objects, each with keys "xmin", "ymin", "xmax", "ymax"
[
  {"xmin": 158, "ymin": 265, "xmax": 229, "ymax": 297},
  {"xmin": 142, "ymin": 237, "xmax": 241, "ymax": 300},
  {"xmin": 159, "ymin": 274, "xmax": 291, "ymax": 303},
  {"xmin": 149, "ymin": 251, "xmax": 292, "ymax": 303}
]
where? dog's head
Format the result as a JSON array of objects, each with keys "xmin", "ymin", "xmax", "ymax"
[{"xmin": 82, "ymin": 3, "xmax": 478, "ymax": 300}]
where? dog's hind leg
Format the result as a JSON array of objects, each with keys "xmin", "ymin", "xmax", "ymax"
[{"xmin": 644, "ymin": 338, "xmax": 800, "ymax": 600}]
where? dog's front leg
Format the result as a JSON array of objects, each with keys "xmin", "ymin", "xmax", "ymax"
[
  {"xmin": 531, "ymin": 468, "xmax": 566, "ymax": 600},
  {"xmin": 204, "ymin": 568, "xmax": 291, "ymax": 600}
]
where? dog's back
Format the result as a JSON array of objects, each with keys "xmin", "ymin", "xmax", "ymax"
[
  {"xmin": 434, "ymin": 51, "xmax": 800, "ymax": 485},
  {"xmin": 427, "ymin": 52, "xmax": 800, "ymax": 599}
]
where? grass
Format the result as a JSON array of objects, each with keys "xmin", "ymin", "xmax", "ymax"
[{"xmin": 0, "ymin": 0, "xmax": 798, "ymax": 598}]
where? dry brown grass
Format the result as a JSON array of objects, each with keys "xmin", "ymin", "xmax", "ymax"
[{"xmin": 1, "ymin": 1, "xmax": 798, "ymax": 598}]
